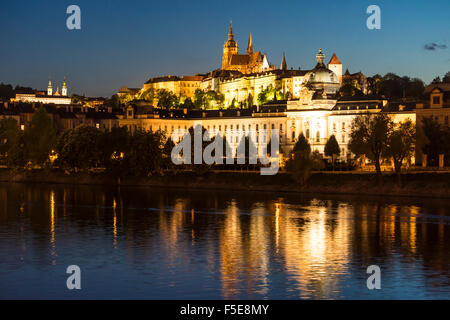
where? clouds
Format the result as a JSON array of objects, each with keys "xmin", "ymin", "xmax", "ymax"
[{"xmin": 423, "ymin": 43, "xmax": 447, "ymax": 51}]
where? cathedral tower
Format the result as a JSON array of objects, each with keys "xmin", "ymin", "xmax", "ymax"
[{"xmin": 222, "ymin": 21, "xmax": 238, "ymax": 70}]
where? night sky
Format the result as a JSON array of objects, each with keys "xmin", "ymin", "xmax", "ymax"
[{"xmin": 0, "ymin": 0, "xmax": 449, "ymax": 97}]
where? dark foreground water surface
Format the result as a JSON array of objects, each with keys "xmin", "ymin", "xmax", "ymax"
[{"xmin": 0, "ymin": 182, "xmax": 449, "ymax": 299}]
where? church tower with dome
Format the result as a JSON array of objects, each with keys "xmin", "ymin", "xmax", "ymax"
[{"xmin": 304, "ymin": 49, "xmax": 341, "ymax": 98}]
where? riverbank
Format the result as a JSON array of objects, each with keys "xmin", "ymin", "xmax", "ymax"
[{"xmin": 0, "ymin": 169, "xmax": 449, "ymax": 198}]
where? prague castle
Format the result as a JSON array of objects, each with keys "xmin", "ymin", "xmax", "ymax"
[
  {"xmin": 114, "ymin": 22, "xmax": 416, "ymax": 158},
  {"xmin": 117, "ymin": 22, "xmax": 415, "ymax": 158}
]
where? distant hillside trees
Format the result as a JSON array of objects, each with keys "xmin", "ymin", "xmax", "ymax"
[{"xmin": 365, "ymin": 73, "xmax": 425, "ymax": 100}]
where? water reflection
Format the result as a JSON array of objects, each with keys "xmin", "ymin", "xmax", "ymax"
[{"xmin": 0, "ymin": 183, "xmax": 449, "ymax": 299}]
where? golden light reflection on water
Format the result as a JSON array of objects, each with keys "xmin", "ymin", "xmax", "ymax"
[
  {"xmin": 220, "ymin": 200, "xmax": 244, "ymax": 299},
  {"xmin": 113, "ymin": 198, "xmax": 117, "ymax": 248},
  {"xmin": 50, "ymin": 190, "xmax": 56, "ymax": 265},
  {"xmin": 2, "ymin": 185, "xmax": 446, "ymax": 299},
  {"xmin": 278, "ymin": 202, "xmax": 351, "ymax": 299}
]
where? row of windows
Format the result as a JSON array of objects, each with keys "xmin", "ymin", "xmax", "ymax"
[
  {"xmin": 332, "ymin": 122, "xmax": 347, "ymax": 131},
  {"xmin": 149, "ymin": 123, "xmax": 284, "ymax": 134},
  {"xmin": 291, "ymin": 129, "xmax": 348, "ymax": 144}
]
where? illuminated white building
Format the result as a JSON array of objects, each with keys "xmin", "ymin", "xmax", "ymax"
[{"xmin": 14, "ymin": 79, "xmax": 71, "ymax": 105}]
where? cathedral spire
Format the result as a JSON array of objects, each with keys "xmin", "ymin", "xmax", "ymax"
[
  {"xmin": 228, "ymin": 20, "xmax": 234, "ymax": 41},
  {"xmin": 280, "ymin": 52, "xmax": 287, "ymax": 70},
  {"xmin": 247, "ymin": 33, "xmax": 253, "ymax": 54}
]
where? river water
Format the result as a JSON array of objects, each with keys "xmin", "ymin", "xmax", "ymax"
[{"xmin": 0, "ymin": 182, "xmax": 448, "ymax": 299}]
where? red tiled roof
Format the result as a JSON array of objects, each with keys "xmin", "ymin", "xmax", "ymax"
[{"xmin": 328, "ymin": 53, "xmax": 341, "ymax": 65}]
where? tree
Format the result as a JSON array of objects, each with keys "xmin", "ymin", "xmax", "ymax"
[
  {"xmin": 124, "ymin": 129, "xmax": 164, "ymax": 176},
  {"xmin": 193, "ymin": 89, "xmax": 206, "ymax": 109},
  {"xmin": 292, "ymin": 133, "xmax": 311, "ymax": 154},
  {"xmin": 0, "ymin": 83, "xmax": 14, "ymax": 100},
  {"xmin": 385, "ymin": 120, "xmax": 416, "ymax": 183},
  {"xmin": 443, "ymin": 72, "xmax": 450, "ymax": 83},
  {"xmin": 432, "ymin": 76, "xmax": 441, "ymax": 84},
  {"xmin": 55, "ymin": 126, "xmax": 104, "ymax": 170},
  {"xmin": 348, "ymin": 113, "xmax": 393, "ymax": 180},
  {"xmin": 339, "ymin": 78, "xmax": 363, "ymax": 97},
  {"xmin": 162, "ymin": 137, "xmax": 176, "ymax": 171},
  {"xmin": 311, "ymin": 150, "xmax": 325, "ymax": 170},
  {"xmin": 24, "ymin": 107, "xmax": 57, "ymax": 166},
  {"xmin": 157, "ymin": 89, "xmax": 178, "ymax": 109},
  {"xmin": 139, "ymin": 87, "xmax": 155, "ymax": 102},
  {"xmin": 181, "ymin": 98, "xmax": 195, "ymax": 109},
  {"xmin": 104, "ymin": 94, "xmax": 122, "ymax": 109},
  {"xmin": 285, "ymin": 133, "xmax": 313, "ymax": 185},
  {"xmin": 420, "ymin": 116, "xmax": 446, "ymax": 166},
  {"xmin": 71, "ymin": 94, "xmax": 84, "ymax": 104},
  {"xmin": 324, "ymin": 135, "xmax": 341, "ymax": 170},
  {"xmin": 102, "ymin": 126, "xmax": 130, "ymax": 175},
  {"xmin": 0, "ymin": 118, "xmax": 20, "ymax": 155},
  {"xmin": 0, "ymin": 118, "xmax": 24, "ymax": 167}
]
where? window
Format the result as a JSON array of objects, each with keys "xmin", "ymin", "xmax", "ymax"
[{"xmin": 433, "ymin": 96, "xmax": 441, "ymax": 105}]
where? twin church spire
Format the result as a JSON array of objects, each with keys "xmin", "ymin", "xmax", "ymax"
[{"xmin": 47, "ymin": 78, "xmax": 68, "ymax": 96}]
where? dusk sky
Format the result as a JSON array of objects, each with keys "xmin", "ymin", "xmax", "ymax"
[{"xmin": 1, "ymin": 0, "xmax": 449, "ymax": 97}]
